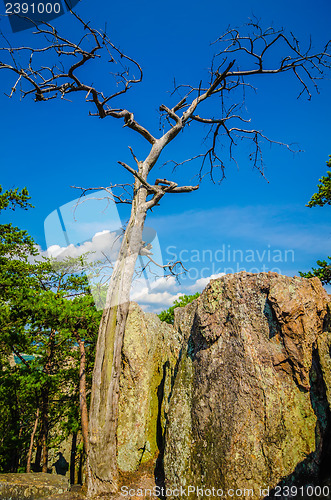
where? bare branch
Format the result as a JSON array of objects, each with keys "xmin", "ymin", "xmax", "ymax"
[
  {"xmin": 117, "ymin": 161, "xmax": 157, "ymax": 193},
  {"xmin": 128, "ymin": 146, "xmax": 140, "ymax": 168},
  {"xmin": 137, "ymin": 252, "xmax": 188, "ymax": 278},
  {"xmin": 159, "ymin": 104, "xmax": 181, "ymax": 125},
  {"xmin": 154, "ymin": 179, "xmax": 199, "ymax": 193},
  {"xmin": 212, "ymin": 23, "xmax": 331, "ymax": 97},
  {"xmin": 1, "ymin": 17, "xmax": 330, "ymax": 183},
  {"xmin": 71, "ymin": 184, "xmax": 134, "ymax": 207},
  {"xmin": 105, "ymin": 110, "xmax": 155, "ymax": 144},
  {"xmin": 159, "ymin": 22, "xmax": 330, "ymax": 180},
  {"xmin": 145, "ymin": 179, "xmax": 199, "ymax": 210},
  {"xmin": 0, "ymin": 11, "xmax": 159, "ymax": 144}
]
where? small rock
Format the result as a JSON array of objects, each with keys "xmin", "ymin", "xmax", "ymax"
[{"xmin": 0, "ymin": 472, "xmax": 69, "ymax": 500}]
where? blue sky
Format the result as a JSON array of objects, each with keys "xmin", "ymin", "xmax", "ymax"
[{"xmin": 1, "ymin": 0, "xmax": 330, "ymax": 310}]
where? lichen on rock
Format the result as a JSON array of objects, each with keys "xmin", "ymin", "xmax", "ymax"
[
  {"xmin": 116, "ymin": 302, "xmax": 182, "ymax": 473},
  {"xmin": 164, "ymin": 272, "xmax": 331, "ymax": 498}
]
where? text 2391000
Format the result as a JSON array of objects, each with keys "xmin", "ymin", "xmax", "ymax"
[{"xmin": 5, "ymin": 3, "xmax": 61, "ymax": 14}]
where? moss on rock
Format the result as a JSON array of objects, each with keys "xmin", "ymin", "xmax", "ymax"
[{"xmin": 117, "ymin": 302, "xmax": 182, "ymax": 473}]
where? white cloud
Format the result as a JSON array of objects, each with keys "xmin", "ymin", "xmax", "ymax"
[
  {"xmin": 188, "ymin": 273, "xmax": 225, "ymax": 293},
  {"xmin": 41, "ymin": 228, "xmax": 228, "ymax": 313},
  {"xmin": 130, "ymin": 276, "xmax": 181, "ymax": 312},
  {"xmin": 130, "ymin": 272, "xmax": 225, "ymax": 313},
  {"xmin": 148, "ymin": 276, "xmax": 178, "ymax": 293},
  {"xmin": 131, "ymin": 287, "xmax": 184, "ymax": 310},
  {"xmin": 46, "ymin": 230, "xmax": 121, "ymax": 263}
]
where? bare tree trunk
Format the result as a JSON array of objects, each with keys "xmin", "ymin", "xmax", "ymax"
[
  {"xmin": 77, "ymin": 338, "xmax": 89, "ymax": 455},
  {"xmin": 26, "ymin": 408, "xmax": 39, "ymax": 473},
  {"xmin": 87, "ymin": 187, "xmax": 147, "ymax": 497}
]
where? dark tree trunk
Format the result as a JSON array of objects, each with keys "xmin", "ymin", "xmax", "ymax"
[
  {"xmin": 34, "ymin": 440, "xmax": 42, "ymax": 472},
  {"xmin": 40, "ymin": 388, "xmax": 49, "ymax": 473}
]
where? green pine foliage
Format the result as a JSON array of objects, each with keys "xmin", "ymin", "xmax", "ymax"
[
  {"xmin": 0, "ymin": 186, "xmax": 39, "ymax": 471},
  {"xmin": 0, "ymin": 186, "xmax": 101, "ymax": 474},
  {"xmin": 300, "ymin": 157, "xmax": 331, "ymax": 285},
  {"xmin": 0, "ymin": 185, "xmax": 33, "ymax": 211},
  {"xmin": 158, "ymin": 292, "xmax": 201, "ymax": 325},
  {"xmin": 306, "ymin": 156, "xmax": 331, "ymax": 207},
  {"xmin": 299, "ymin": 258, "xmax": 331, "ymax": 285}
]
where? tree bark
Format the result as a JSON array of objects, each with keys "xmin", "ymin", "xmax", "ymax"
[
  {"xmin": 26, "ymin": 407, "xmax": 39, "ymax": 473},
  {"xmin": 87, "ymin": 185, "xmax": 147, "ymax": 497},
  {"xmin": 77, "ymin": 338, "xmax": 89, "ymax": 455}
]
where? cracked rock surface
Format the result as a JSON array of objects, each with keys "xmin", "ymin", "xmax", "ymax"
[{"xmin": 164, "ymin": 272, "xmax": 331, "ymax": 498}]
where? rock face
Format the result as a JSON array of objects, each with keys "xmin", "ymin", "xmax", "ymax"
[
  {"xmin": 164, "ymin": 272, "xmax": 331, "ymax": 498},
  {"xmin": 117, "ymin": 302, "xmax": 181, "ymax": 472},
  {"xmin": 0, "ymin": 472, "xmax": 69, "ymax": 500}
]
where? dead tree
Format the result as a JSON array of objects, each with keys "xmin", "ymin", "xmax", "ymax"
[{"xmin": 1, "ymin": 10, "xmax": 330, "ymax": 496}]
